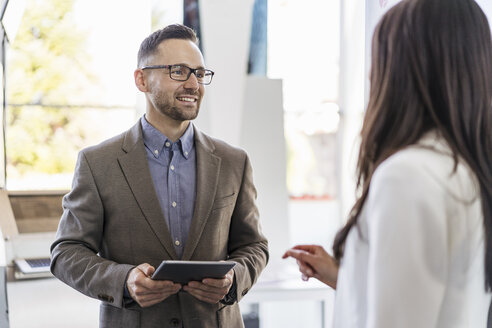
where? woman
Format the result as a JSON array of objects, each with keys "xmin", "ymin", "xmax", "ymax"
[{"xmin": 283, "ymin": 0, "xmax": 492, "ymax": 327}]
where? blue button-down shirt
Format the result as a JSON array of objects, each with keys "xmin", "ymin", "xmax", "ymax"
[{"xmin": 141, "ymin": 116, "xmax": 196, "ymax": 259}]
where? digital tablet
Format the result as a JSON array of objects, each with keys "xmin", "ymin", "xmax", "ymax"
[{"xmin": 151, "ymin": 260, "xmax": 236, "ymax": 284}]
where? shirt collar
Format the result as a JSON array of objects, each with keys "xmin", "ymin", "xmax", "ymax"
[
  {"xmin": 179, "ymin": 122, "xmax": 195, "ymax": 159},
  {"xmin": 140, "ymin": 116, "xmax": 195, "ymax": 159}
]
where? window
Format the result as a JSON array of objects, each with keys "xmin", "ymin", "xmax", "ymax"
[
  {"xmin": 6, "ymin": 0, "xmax": 149, "ymax": 190},
  {"xmin": 268, "ymin": 0, "xmax": 340, "ymax": 199}
]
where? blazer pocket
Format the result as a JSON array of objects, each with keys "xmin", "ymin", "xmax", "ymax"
[
  {"xmin": 216, "ymin": 303, "xmax": 243, "ymax": 328},
  {"xmin": 100, "ymin": 303, "xmax": 140, "ymax": 328},
  {"xmin": 212, "ymin": 193, "xmax": 236, "ymax": 210}
]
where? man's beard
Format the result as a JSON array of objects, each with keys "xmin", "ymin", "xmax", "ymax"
[
  {"xmin": 152, "ymin": 89, "xmax": 200, "ymax": 121},
  {"xmin": 160, "ymin": 103, "xmax": 199, "ymax": 121}
]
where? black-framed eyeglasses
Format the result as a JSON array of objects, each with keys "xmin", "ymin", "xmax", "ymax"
[{"xmin": 141, "ymin": 64, "xmax": 215, "ymax": 85}]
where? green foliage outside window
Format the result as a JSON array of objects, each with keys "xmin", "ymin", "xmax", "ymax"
[{"xmin": 6, "ymin": 0, "xmax": 99, "ymax": 188}]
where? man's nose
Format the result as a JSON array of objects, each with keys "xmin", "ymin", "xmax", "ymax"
[{"xmin": 183, "ymin": 72, "xmax": 199, "ymax": 89}]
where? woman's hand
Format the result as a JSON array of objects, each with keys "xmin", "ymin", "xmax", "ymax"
[{"xmin": 282, "ymin": 244, "xmax": 339, "ymax": 289}]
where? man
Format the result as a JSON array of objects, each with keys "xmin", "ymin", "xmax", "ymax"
[{"xmin": 50, "ymin": 24, "xmax": 269, "ymax": 328}]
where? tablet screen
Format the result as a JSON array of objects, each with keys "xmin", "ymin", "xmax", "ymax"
[{"xmin": 151, "ymin": 260, "xmax": 236, "ymax": 284}]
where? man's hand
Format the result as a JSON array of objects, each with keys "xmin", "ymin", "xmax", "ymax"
[
  {"xmin": 126, "ymin": 263, "xmax": 182, "ymax": 308},
  {"xmin": 183, "ymin": 269, "xmax": 234, "ymax": 304}
]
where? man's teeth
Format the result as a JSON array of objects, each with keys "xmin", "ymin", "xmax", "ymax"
[{"xmin": 177, "ymin": 97, "xmax": 195, "ymax": 102}]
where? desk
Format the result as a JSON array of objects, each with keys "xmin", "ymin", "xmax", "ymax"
[{"xmin": 241, "ymin": 276, "xmax": 335, "ymax": 328}]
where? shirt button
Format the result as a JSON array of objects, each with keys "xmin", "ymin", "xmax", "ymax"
[
  {"xmin": 172, "ymin": 201, "xmax": 177, "ymax": 207},
  {"xmin": 184, "ymin": 151, "xmax": 188, "ymax": 156},
  {"xmin": 175, "ymin": 240, "xmax": 180, "ymax": 246},
  {"xmin": 165, "ymin": 142, "xmax": 171, "ymax": 147},
  {"xmin": 170, "ymin": 165, "xmax": 175, "ymax": 171},
  {"xmin": 153, "ymin": 149, "xmax": 158, "ymax": 156}
]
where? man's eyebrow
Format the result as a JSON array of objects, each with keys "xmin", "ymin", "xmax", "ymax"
[{"xmin": 173, "ymin": 63, "xmax": 206, "ymax": 69}]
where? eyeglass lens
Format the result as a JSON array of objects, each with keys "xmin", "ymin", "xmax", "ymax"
[{"xmin": 170, "ymin": 65, "xmax": 213, "ymax": 84}]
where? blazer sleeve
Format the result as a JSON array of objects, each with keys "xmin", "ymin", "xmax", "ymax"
[
  {"xmin": 227, "ymin": 153, "xmax": 269, "ymax": 302},
  {"xmin": 364, "ymin": 159, "xmax": 448, "ymax": 328},
  {"xmin": 50, "ymin": 151, "xmax": 134, "ymax": 308}
]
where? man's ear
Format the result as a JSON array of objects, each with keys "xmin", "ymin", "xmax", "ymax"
[{"xmin": 134, "ymin": 68, "xmax": 148, "ymax": 92}]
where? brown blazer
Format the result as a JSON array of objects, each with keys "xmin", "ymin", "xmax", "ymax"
[{"xmin": 50, "ymin": 121, "xmax": 269, "ymax": 328}]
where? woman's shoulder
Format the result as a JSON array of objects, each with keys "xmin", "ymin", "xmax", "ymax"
[
  {"xmin": 375, "ymin": 147, "xmax": 448, "ymax": 185},
  {"xmin": 373, "ymin": 133, "xmax": 479, "ymax": 202}
]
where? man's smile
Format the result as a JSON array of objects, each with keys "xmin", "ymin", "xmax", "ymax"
[{"xmin": 176, "ymin": 96, "xmax": 197, "ymax": 103}]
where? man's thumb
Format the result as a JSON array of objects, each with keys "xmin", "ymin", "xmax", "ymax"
[{"xmin": 137, "ymin": 263, "xmax": 155, "ymax": 277}]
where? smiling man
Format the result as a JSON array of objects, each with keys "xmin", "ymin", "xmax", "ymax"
[{"xmin": 50, "ymin": 24, "xmax": 269, "ymax": 328}]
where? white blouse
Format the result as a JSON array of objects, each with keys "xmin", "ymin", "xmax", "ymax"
[{"xmin": 333, "ymin": 133, "xmax": 491, "ymax": 328}]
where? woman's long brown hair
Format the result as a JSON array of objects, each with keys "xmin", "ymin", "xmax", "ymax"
[{"xmin": 333, "ymin": 0, "xmax": 492, "ymax": 291}]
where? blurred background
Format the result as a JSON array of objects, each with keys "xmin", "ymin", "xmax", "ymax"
[{"xmin": 0, "ymin": 0, "xmax": 490, "ymax": 327}]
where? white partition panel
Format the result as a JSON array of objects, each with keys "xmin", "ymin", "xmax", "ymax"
[
  {"xmin": 198, "ymin": 0, "xmax": 255, "ymax": 146},
  {"xmin": 240, "ymin": 76, "xmax": 289, "ymax": 274}
]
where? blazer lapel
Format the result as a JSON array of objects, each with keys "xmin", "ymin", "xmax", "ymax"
[
  {"xmin": 181, "ymin": 127, "xmax": 221, "ymax": 260},
  {"xmin": 117, "ymin": 122, "xmax": 179, "ymax": 260}
]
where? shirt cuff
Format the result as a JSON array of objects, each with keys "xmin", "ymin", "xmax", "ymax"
[
  {"xmin": 123, "ymin": 269, "xmax": 136, "ymax": 306},
  {"xmin": 220, "ymin": 276, "xmax": 237, "ymax": 305}
]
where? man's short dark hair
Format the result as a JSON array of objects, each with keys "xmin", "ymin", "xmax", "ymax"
[{"xmin": 137, "ymin": 24, "xmax": 199, "ymax": 67}]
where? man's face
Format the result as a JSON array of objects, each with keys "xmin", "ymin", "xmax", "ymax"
[{"xmin": 144, "ymin": 39, "xmax": 206, "ymax": 122}]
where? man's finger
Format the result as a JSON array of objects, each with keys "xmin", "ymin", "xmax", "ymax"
[
  {"xmin": 134, "ymin": 284, "xmax": 182, "ymax": 307},
  {"xmin": 185, "ymin": 287, "xmax": 222, "ymax": 304},
  {"xmin": 201, "ymin": 277, "xmax": 231, "ymax": 288},
  {"xmin": 187, "ymin": 281, "xmax": 227, "ymax": 294},
  {"xmin": 135, "ymin": 263, "xmax": 155, "ymax": 277}
]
